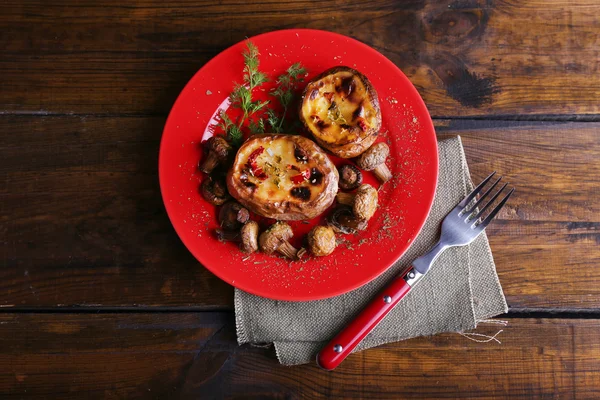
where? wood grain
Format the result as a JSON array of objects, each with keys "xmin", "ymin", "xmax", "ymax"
[
  {"xmin": 2, "ymin": 116, "xmax": 599, "ymax": 309},
  {"xmin": 1, "ymin": 0, "xmax": 599, "ymax": 117},
  {"xmin": 439, "ymin": 121, "xmax": 600, "ymax": 309},
  {"xmin": 0, "ymin": 312, "xmax": 599, "ymax": 399}
]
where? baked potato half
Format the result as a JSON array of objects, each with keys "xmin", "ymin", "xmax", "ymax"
[
  {"xmin": 226, "ymin": 134, "xmax": 339, "ymax": 220},
  {"xmin": 299, "ymin": 66, "xmax": 382, "ymax": 158}
]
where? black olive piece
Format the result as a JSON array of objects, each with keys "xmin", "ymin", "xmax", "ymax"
[
  {"xmin": 337, "ymin": 76, "xmax": 355, "ymax": 96},
  {"xmin": 309, "ymin": 168, "xmax": 323, "ymax": 185},
  {"xmin": 240, "ymin": 171, "xmax": 257, "ymax": 188},
  {"xmin": 294, "ymin": 146, "xmax": 309, "ymax": 163},
  {"xmin": 290, "ymin": 186, "xmax": 311, "ymax": 201}
]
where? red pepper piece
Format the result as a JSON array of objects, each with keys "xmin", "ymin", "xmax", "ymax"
[
  {"xmin": 245, "ymin": 146, "xmax": 268, "ymax": 180},
  {"xmin": 246, "ymin": 146, "xmax": 264, "ymax": 169},
  {"xmin": 291, "ymin": 169, "xmax": 311, "ymax": 184},
  {"xmin": 357, "ymin": 117, "xmax": 369, "ymax": 132},
  {"xmin": 253, "ymin": 167, "xmax": 268, "ymax": 180}
]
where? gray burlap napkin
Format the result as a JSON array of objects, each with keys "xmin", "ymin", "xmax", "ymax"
[{"xmin": 235, "ymin": 136, "xmax": 508, "ymax": 365}]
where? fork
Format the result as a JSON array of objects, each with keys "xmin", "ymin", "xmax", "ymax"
[{"xmin": 317, "ymin": 172, "xmax": 514, "ymax": 370}]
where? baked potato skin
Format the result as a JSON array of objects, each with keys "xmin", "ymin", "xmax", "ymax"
[
  {"xmin": 227, "ymin": 135, "xmax": 339, "ymax": 221},
  {"xmin": 299, "ymin": 66, "xmax": 382, "ymax": 159}
]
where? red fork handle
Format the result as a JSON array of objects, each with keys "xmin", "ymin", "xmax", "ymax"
[{"xmin": 317, "ymin": 267, "xmax": 419, "ymax": 370}]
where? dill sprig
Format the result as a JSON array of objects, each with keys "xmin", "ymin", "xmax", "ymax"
[
  {"xmin": 268, "ymin": 62, "xmax": 307, "ymax": 133},
  {"xmin": 218, "ymin": 110, "xmax": 243, "ymax": 146},
  {"xmin": 243, "ymin": 42, "xmax": 268, "ymax": 88},
  {"xmin": 229, "ymin": 42, "xmax": 270, "ymax": 132},
  {"xmin": 219, "ymin": 42, "xmax": 270, "ymax": 145},
  {"xmin": 248, "ymin": 118, "xmax": 266, "ymax": 135},
  {"xmin": 217, "ymin": 42, "xmax": 307, "ymax": 145}
]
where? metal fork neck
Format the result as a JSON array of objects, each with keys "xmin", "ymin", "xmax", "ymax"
[{"xmin": 412, "ymin": 240, "xmax": 448, "ymax": 275}]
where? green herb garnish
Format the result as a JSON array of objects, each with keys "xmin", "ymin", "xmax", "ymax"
[
  {"xmin": 217, "ymin": 43, "xmax": 307, "ymax": 145},
  {"xmin": 268, "ymin": 62, "xmax": 307, "ymax": 133},
  {"xmin": 327, "ymin": 101, "xmax": 347, "ymax": 125},
  {"xmin": 229, "ymin": 43, "xmax": 270, "ymax": 126},
  {"xmin": 248, "ymin": 118, "xmax": 266, "ymax": 135},
  {"xmin": 220, "ymin": 41, "xmax": 269, "ymax": 145},
  {"xmin": 218, "ymin": 110, "xmax": 244, "ymax": 146}
]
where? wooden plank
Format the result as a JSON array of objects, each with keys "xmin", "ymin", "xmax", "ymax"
[
  {"xmin": 0, "ymin": 0, "xmax": 599, "ymax": 116},
  {"xmin": 0, "ymin": 312, "xmax": 599, "ymax": 398},
  {"xmin": 438, "ymin": 120, "xmax": 600, "ymax": 309},
  {"xmin": 2, "ymin": 116, "xmax": 599, "ymax": 308}
]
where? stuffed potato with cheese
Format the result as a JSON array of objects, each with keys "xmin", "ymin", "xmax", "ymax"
[
  {"xmin": 226, "ymin": 134, "xmax": 339, "ymax": 220},
  {"xmin": 299, "ymin": 66, "xmax": 382, "ymax": 158}
]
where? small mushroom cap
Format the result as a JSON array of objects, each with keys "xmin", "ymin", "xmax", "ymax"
[
  {"xmin": 200, "ymin": 175, "xmax": 230, "ymax": 205},
  {"xmin": 205, "ymin": 136, "xmax": 233, "ymax": 159},
  {"xmin": 327, "ymin": 205, "xmax": 368, "ymax": 234},
  {"xmin": 356, "ymin": 142, "xmax": 389, "ymax": 171},
  {"xmin": 338, "ymin": 164, "xmax": 363, "ymax": 191},
  {"xmin": 219, "ymin": 201, "xmax": 250, "ymax": 231},
  {"xmin": 240, "ymin": 221, "xmax": 259, "ymax": 253},
  {"xmin": 353, "ymin": 184, "xmax": 378, "ymax": 220},
  {"xmin": 258, "ymin": 222, "xmax": 293, "ymax": 254},
  {"xmin": 308, "ymin": 226, "xmax": 337, "ymax": 256}
]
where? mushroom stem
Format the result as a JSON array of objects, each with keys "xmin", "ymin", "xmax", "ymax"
[
  {"xmin": 215, "ymin": 229, "xmax": 240, "ymax": 242},
  {"xmin": 240, "ymin": 221, "xmax": 259, "ymax": 254},
  {"xmin": 373, "ymin": 164, "xmax": 392, "ymax": 183},
  {"xmin": 199, "ymin": 152, "xmax": 219, "ymax": 174},
  {"xmin": 296, "ymin": 247, "xmax": 308, "ymax": 259},
  {"xmin": 336, "ymin": 192, "xmax": 355, "ymax": 206},
  {"xmin": 277, "ymin": 240, "xmax": 300, "ymax": 259}
]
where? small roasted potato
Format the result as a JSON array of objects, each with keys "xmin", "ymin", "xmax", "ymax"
[{"xmin": 300, "ymin": 66, "xmax": 382, "ymax": 158}]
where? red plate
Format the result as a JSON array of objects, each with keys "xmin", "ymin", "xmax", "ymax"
[{"xmin": 159, "ymin": 29, "xmax": 438, "ymax": 301}]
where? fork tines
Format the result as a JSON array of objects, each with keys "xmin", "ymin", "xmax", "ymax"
[{"xmin": 460, "ymin": 172, "xmax": 514, "ymax": 229}]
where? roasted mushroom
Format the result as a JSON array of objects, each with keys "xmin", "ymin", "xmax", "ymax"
[
  {"xmin": 215, "ymin": 220, "xmax": 259, "ymax": 254},
  {"xmin": 240, "ymin": 221, "xmax": 259, "ymax": 253},
  {"xmin": 199, "ymin": 136, "xmax": 233, "ymax": 174},
  {"xmin": 200, "ymin": 174, "xmax": 231, "ymax": 205},
  {"xmin": 215, "ymin": 229, "xmax": 240, "ymax": 242},
  {"xmin": 327, "ymin": 205, "xmax": 368, "ymax": 234},
  {"xmin": 308, "ymin": 226, "xmax": 337, "ymax": 256},
  {"xmin": 258, "ymin": 222, "xmax": 300, "ymax": 259},
  {"xmin": 336, "ymin": 184, "xmax": 378, "ymax": 221},
  {"xmin": 219, "ymin": 201, "xmax": 250, "ymax": 231},
  {"xmin": 337, "ymin": 164, "xmax": 363, "ymax": 191},
  {"xmin": 355, "ymin": 142, "xmax": 392, "ymax": 183}
]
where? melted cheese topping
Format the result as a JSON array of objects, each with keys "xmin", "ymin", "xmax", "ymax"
[
  {"xmin": 301, "ymin": 70, "xmax": 380, "ymax": 145},
  {"xmin": 235, "ymin": 136, "xmax": 326, "ymax": 203}
]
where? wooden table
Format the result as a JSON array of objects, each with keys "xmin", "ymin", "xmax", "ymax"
[{"xmin": 1, "ymin": 1, "xmax": 599, "ymax": 398}]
